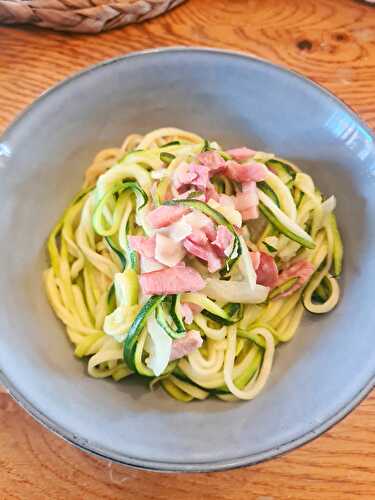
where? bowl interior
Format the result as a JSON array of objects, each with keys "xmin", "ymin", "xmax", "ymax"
[{"xmin": 1, "ymin": 48, "xmax": 375, "ymax": 471}]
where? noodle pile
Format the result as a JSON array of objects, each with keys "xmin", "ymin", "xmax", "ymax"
[{"xmin": 44, "ymin": 128, "xmax": 342, "ymax": 402}]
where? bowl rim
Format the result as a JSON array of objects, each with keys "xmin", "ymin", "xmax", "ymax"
[{"xmin": 1, "ymin": 46, "xmax": 374, "ymax": 473}]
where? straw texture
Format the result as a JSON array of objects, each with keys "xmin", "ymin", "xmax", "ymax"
[{"xmin": 0, "ymin": 0, "xmax": 185, "ymax": 32}]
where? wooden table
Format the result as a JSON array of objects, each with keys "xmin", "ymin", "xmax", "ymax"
[{"xmin": 1, "ymin": 1, "xmax": 375, "ymax": 498}]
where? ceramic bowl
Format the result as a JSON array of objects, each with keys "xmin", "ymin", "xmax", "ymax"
[{"xmin": 1, "ymin": 48, "xmax": 374, "ymax": 472}]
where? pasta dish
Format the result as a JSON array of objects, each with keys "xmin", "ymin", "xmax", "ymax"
[{"xmin": 44, "ymin": 127, "xmax": 343, "ymax": 402}]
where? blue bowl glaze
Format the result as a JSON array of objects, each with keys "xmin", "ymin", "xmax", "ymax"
[{"xmin": 0, "ymin": 48, "xmax": 374, "ymax": 472}]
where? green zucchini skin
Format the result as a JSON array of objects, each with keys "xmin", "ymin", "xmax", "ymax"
[
  {"xmin": 93, "ymin": 181, "xmax": 148, "ymax": 236},
  {"xmin": 263, "ymin": 241, "xmax": 277, "ymax": 253},
  {"xmin": 161, "ymin": 141, "xmax": 181, "ymax": 148},
  {"xmin": 123, "ymin": 295, "xmax": 165, "ymax": 371},
  {"xmin": 312, "ymin": 279, "xmax": 330, "ymax": 303},
  {"xmin": 156, "ymin": 303, "xmax": 185, "ymax": 339},
  {"xmin": 201, "ymin": 139, "xmax": 211, "ymax": 152},
  {"xmin": 268, "ymin": 277, "xmax": 299, "ymax": 300},
  {"xmin": 202, "ymin": 310, "xmax": 236, "ymax": 326},
  {"xmin": 257, "ymin": 181, "xmax": 280, "ymax": 206},
  {"xmin": 160, "ymin": 152, "xmax": 176, "ymax": 165},
  {"xmin": 168, "ymin": 295, "xmax": 186, "ymax": 333},
  {"xmin": 160, "ymin": 378, "xmax": 193, "ymax": 402},
  {"xmin": 330, "ymin": 213, "xmax": 343, "ymax": 277},
  {"xmin": 259, "ymin": 201, "xmax": 315, "ymax": 249},
  {"xmin": 214, "ymin": 350, "xmax": 262, "ymax": 394},
  {"xmin": 105, "ymin": 236, "xmax": 127, "ymax": 271},
  {"xmin": 266, "ymin": 159, "xmax": 297, "ymax": 184},
  {"xmin": 202, "ymin": 302, "xmax": 243, "ymax": 326}
]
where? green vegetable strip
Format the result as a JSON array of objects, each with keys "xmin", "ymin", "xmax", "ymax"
[
  {"xmin": 257, "ymin": 181, "xmax": 280, "ymax": 207},
  {"xmin": 122, "ymin": 219, "xmax": 138, "ymax": 271},
  {"xmin": 330, "ymin": 213, "xmax": 343, "ymax": 277},
  {"xmin": 312, "ymin": 279, "xmax": 330, "ymax": 303},
  {"xmin": 201, "ymin": 139, "xmax": 211, "ymax": 152},
  {"xmin": 123, "ymin": 295, "xmax": 165, "ymax": 372},
  {"xmin": 47, "ymin": 186, "xmax": 93, "ymax": 275},
  {"xmin": 266, "ymin": 159, "xmax": 296, "ymax": 184},
  {"xmin": 263, "ymin": 241, "xmax": 277, "ymax": 253},
  {"xmin": 215, "ymin": 348, "xmax": 262, "ymax": 394},
  {"xmin": 202, "ymin": 310, "xmax": 238, "ymax": 326},
  {"xmin": 107, "ymin": 284, "xmax": 116, "ymax": 312},
  {"xmin": 105, "ymin": 236, "xmax": 127, "ymax": 271},
  {"xmin": 161, "ymin": 378, "xmax": 193, "ymax": 402},
  {"xmin": 203, "ymin": 302, "xmax": 243, "ymax": 326},
  {"xmin": 156, "ymin": 302, "xmax": 185, "ymax": 339},
  {"xmin": 93, "ymin": 181, "xmax": 148, "ymax": 237},
  {"xmin": 160, "ymin": 152, "xmax": 176, "ymax": 165},
  {"xmin": 161, "ymin": 141, "xmax": 181, "ymax": 147},
  {"xmin": 268, "ymin": 277, "xmax": 299, "ymax": 300},
  {"xmin": 259, "ymin": 201, "xmax": 315, "ymax": 249},
  {"xmin": 168, "ymin": 295, "xmax": 186, "ymax": 333},
  {"xmin": 182, "ymin": 293, "xmax": 238, "ymax": 325}
]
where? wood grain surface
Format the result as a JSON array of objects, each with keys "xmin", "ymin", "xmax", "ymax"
[{"xmin": 1, "ymin": 1, "xmax": 375, "ymax": 498}]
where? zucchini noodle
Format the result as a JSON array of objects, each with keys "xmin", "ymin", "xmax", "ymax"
[{"xmin": 44, "ymin": 127, "xmax": 343, "ymax": 402}]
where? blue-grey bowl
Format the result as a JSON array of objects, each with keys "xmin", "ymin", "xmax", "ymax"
[{"xmin": 0, "ymin": 47, "xmax": 374, "ymax": 472}]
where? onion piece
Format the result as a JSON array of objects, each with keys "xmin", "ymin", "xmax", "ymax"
[
  {"xmin": 146, "ymin": 313, "xmax": 172, "ymax": 376},
  {"xmin": 238, "ymin": 236, "xmax": 257, "ymax": 291},
  {"xmin": 203, "ymin": 278, "xmax": 269, "ymax": 304}
]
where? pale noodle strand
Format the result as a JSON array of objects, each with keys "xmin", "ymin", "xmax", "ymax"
[
  {"xmin": 224, "ymin": 326, "xmax": 275, "ymax": 400},
  {"xmin": 137, "ymin": 127, "xmax": 203, "ymax": 149}
]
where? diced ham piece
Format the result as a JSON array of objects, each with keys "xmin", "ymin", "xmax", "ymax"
[
  {"xmin": 139, "ymin": 266, "xmax": 205, "ymax": 295},
  {"xmin": 197, "ymin": 151, "xmax": 226, "ymax": 174},
  {"xmin": 250, "ymin": 251, "xmax": 261, "ymax": 271},
  {"xmin": 188, "ymin": 228, "xmax": 208, "ymax": 246},
  {"xmin": 173, "ymin": 162, "xmax": 210, "ymax": 191},
  {"xmin": 235, "ymin": 192, "xmax": 253, "ymax": 211},
  {"xmin": 235, "ymin": 182, "xmax": 258, "ymax": 211},
  {"xmin": 128, "ymin": 235, "xmax": 155, "ymax": 259},
  {"xmin": 276, "ymin": 260, "xmax": 314, "ymax": 297},
  {"xmin": 170, "ymin": 330, "xmax": 203, "ymax": 361},
  {"xmin": 243, "ymin": 180, "xmax": 259, "ymax": 195},
  {"xmin": 183, "ymin": 238, "xmax": 222, "ymax": 273},
  {"xmin": 226, "ymin": 147, "xmax": 256, "ymax": 162},
  {"xmin": 173, "ymin": 161, "xmax": 196, "ymax": 188},
  {"xmin": 175, "ymin": 261, "xmax": 186, "ymax": 268},
  {"xmin": 190, "ymin": 164, "xmax": 210, "ymax": 190},
  {"xmin": 202, "ymin": 219, "xmax": 217, "ymax": 242},
  {"xmin": 148, "ymin": 205, "xmax": 188, "ymax": 229},
  {"xmin": 241, "ymin": 205, "xmax": 259, "ymax": 221},
  {"xmin": 205, "ymin": 250, "xmax": 223, "ymax": 273},
  {"xmin": 181, "ymin": 303, "xmax": 194, "ymax": 325},
  {"xmin": 187, "ymin": 303, "xmax": 203, "ymax": 315},
  {"xmin": 255, "ymin": 252, "xmax": 279, "ymax": 288},
  {"xmin": 204, "ymin": 181, "xmax": 220, "ymax": 202},
  {"xmin": 219, "ymin": 194, "xmax": 235, "ymax": 207},
  {"xmin": 235, "ymin": 181, "xmax": 260, "ymax": 221},
  {"xmin": 173, "ymin": 161, "xmax": 220, "ymax": 201},
  {"xmin": 225, "ymin": 160, "xmax": 268, "ymax": 182},
  {"xmin": 212, "ymin": 225, "xmax": 234, "ymax": 257}
]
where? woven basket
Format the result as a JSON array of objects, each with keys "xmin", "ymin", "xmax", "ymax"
[{"xmin": 0, "ymin": 0, "xmax": 186, "ymax": 33}]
